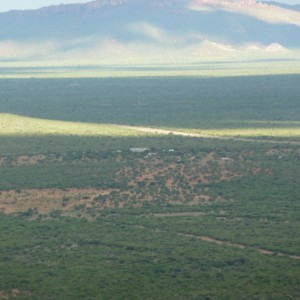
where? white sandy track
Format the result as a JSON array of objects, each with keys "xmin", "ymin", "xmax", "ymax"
[
  {"xmin": 178, "ymin": 232, "xmax": 300, "ymax": 260},
  {"xmin": 123, "ymin": 125, "xmax": 300, "ymax": 145}
]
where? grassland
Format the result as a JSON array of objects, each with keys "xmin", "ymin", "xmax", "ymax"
[
  {"xmin": 0, "ymin": 58, "xmax": 300, "ymax": 79},
  {"xmin": 0, "ymin": 114, "xmax": 149, "ymax": 137},
  {"xmin": 0, "ymin": 75, "xmax": 299, "ymax": 299},
  {"xmin": 1, "ymin": 75, "xmax": 299, "ymax": 127}
]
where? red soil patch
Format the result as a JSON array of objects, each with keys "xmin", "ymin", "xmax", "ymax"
[
  {"xmin": 0, "ymin": 151, "xmax": 268, "ymax": 219},
  {"xmin": 0, "ymin": 188, "xmax": 114, "ymax": 216}
]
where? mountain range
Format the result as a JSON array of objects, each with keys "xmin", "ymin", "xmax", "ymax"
[{"xmin": 0, "ymin": 0, "xmax": 300, "ymax": 63}]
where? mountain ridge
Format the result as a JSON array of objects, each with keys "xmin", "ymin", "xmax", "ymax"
[{"xmin": 0, "ymin": 0, "xmax": 299, "ymax": 63}]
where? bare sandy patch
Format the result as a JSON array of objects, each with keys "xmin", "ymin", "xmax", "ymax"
[
  {"xmin": 12, "ymin": 154, "xmax": 47, "ymax": 166},
  {"xmin": 178, "ymin": 233, "xmax": 245, "ymax": 249},
  {"xmin": 178, "ymin": 233, "xmax": 300, "ymax": 260},
  {"xmin": 0, "ymin": 289, "xmax": 31, "ymax": 299},
  {"xmin": 257, "ymin": 248, "xmax": 300, "ymax": 259},
  {"xmin": 152, "ymin": 211, "xmax": 206, "ymax": 217},
  {"xmin": 200, "ymin": 152, "xmax": 215, "ymax": 166},
  {"xmin": 194, "ymin": 234, "xmax": 244, "ymax": 249},
  {"xmin": 265, "ymin": 148, "xmax": 299, "ymax": 156}
]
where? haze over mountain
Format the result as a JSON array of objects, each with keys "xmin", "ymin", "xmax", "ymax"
[{"xmin": 0, "ymin": 0, "xmax": 300, "ymax": 64}]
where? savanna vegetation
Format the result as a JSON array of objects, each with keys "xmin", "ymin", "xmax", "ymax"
[{"xmin": 0, "ymin": 75, "xmax": 299, "ymax": 299}]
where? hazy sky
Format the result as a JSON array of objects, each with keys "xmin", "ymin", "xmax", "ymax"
[
  {"xmin": 0, "ymin": 0, "xmax": 299, "ymax": 13},
  {"xmin": 0, "ymin": 0, "xmax": 89, "ymax": 12}
]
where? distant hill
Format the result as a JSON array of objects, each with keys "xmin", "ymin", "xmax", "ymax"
[{"xmin": 0, "ymin": 0, "xmax": 300, "ymax": 63}]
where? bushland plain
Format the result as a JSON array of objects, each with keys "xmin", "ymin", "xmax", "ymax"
[{"xmin": 0, "ymin": 75, "xmax": 299, "ymax": 299}]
